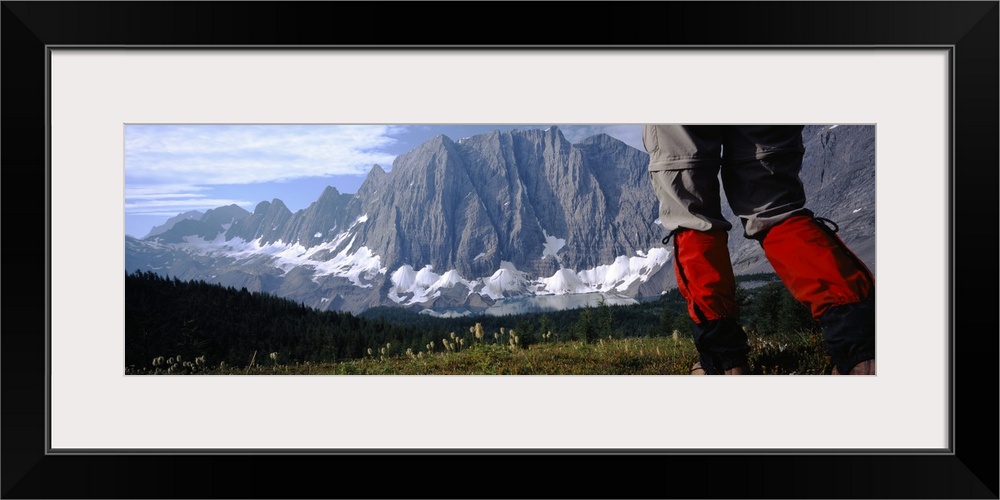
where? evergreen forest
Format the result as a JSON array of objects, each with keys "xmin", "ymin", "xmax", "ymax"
[{"xmin": 125, "ymin": 269, "xmax": 819, "ymax": 373}]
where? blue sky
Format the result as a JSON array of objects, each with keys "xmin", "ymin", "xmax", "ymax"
[{"xmin": 125, "ymin": 124, "xmax": 645, "ymax": 238}]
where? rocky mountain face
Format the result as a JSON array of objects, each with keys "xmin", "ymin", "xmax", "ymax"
[
  {"xmin": 143, "ymin": 210, "xmax": 203, "ymax": 239},
  {"xmin": 723, "ymin": 125, "xmax": 877, "ymax": 277},
  {"xmin": 126, "ymin": 125, "xmax": 875, "ymax": 315},
  {"xmin": 343, "ymin": 129, "xmax": 659, "ymax": 277}
]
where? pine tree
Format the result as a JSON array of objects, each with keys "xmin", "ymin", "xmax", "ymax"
[
  {"xmin": 660, "ymin": 302, "xmax": 676, "ymax": 337},
  {"xmin": 576, "ymin": 308, "xmax": 597, "ymax": 343},
  {"xmin": 596, "ymin": 297, "xmax": 614, "ymax": 339}
]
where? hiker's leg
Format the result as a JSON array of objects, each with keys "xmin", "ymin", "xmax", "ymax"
[
  {"xmin": 671, "ymin": 227, "xmax": 749, "ymax": 374},
  {"xmin": 645, "ymin": 125, "xmax": 749, "ymax": 374},
  {"xmin": 719, "ymin": 125, "xmax": 812, "ymax": 238},
  {"xmin": 762, "ymin": 215, "xmax": 876, "ymax": 375},
  {"xmin": 721, "ymin": 125, "xmax": 876, "ymax": 375}
]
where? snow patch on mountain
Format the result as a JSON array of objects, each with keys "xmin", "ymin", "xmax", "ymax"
[
  {"xmin": 387, "ymin": 248, "xmax": 672, "ymax": 307},
  {"xmin": 311, "ymin": 243, "xmax": 384, "ymax": 287},
  {"xmin": 539, "ymin": 268, "xmax": 588, "ymax": 295},
  {"xmin": 577, "ymin": 247, "xmax": 671, "ymax": 292},
  {"xmin": 434, "ymin": 269, "xmax": 469, "ymax": 289},
  {"xmin": 541, "ymin": 229, "xmax": 566, "ymax": 259},
  {"xmin": 481, "ymin": 261, "xmax": 531, "ymax": 300},
  {"xmin": 169, "ymin": 224, "xmax": 666, "ymax": 302},
  {"xmin": 174, "ymin": 224, "xmax": 386, "ymax": 287},
  {"xmin": 388, "ymin": 265, "xmax": 474, "ymax": 304}
]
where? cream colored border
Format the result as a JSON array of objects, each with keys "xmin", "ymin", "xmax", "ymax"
[{"xmin": 50, "ymin": 49, "xmax": 948, "ymax": 450}]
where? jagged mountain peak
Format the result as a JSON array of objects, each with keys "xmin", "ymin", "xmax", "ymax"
[
  {"xmin": 253, "ymin": 198, "xmax": 290, "ymax": 214},
  {"xmin": 357, "ymin": 164, "xmax": 389, "ymax": 196},
  {"xmin": 421, "ymin": 133, "xmax": 456, "ymax": 150},
  {"xmin": 203, "ymin": 203, "xmax": 250, "ymax": 218},
  {"xmin": 253, "ymin": 200, "xmax": 271, "ymax": 213},
  {"xmin": 142, "ymin": 209, "xmax": 203, "ymax": 239},
  {"xmin": 389, "ymin": 133, "xmax": 461, "ymax": 174},
  {"xmin": 127, "ymin": 125, "xmax": 875, "ymax": 315},
  {"xmin": 575, "ymin": 132, "xmax": 628, "ymax": 148}
]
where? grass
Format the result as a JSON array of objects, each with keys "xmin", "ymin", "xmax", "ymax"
[{"xmin": 127, "ymin": 330, "xmax": 833, "ymax": 375}]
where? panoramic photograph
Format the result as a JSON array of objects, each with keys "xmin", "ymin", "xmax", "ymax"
[{"xmin": 124, "ymin": 124, "xmax": 876, "ymax": 375}]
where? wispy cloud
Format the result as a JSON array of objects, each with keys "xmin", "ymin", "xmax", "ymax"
[
  {"xmin": 126, "ymin": 183, "xmax": 211, "ymax": 196},
  {"xmin": 125, "ymin": 125, "xmax": 404, "ymax": 218},
  {"xmin": 125, "ymin": 125, "xmax": 401, "ymax": 185},
  {"xmin": 125, "ymin": 183, "xmax": 254, "ymax": 216},
  {"xmin": 125, "ymin": 198, "xmax": 254, "ymax": 211}
]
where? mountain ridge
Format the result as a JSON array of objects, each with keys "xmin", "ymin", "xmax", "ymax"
[{"xmin": 126, "ymin": 125, "xmax": 875, "ymax": 315}]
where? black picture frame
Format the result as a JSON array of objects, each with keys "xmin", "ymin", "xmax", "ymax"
[{"xmin": 3, "ymin": 2, "xmax": 997, "ymax": 498}]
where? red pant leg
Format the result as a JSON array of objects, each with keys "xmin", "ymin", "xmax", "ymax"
[
  {"xmin": 673, "ymin": 229, "xmax": 739, "ymax": 323},
  {"xmin": 762, "ymin": 215, "xmax": 874, "ymax": 320},
  {"xmin": 672, "ymin": 229, "xmax": 749, "ymax": 373}
]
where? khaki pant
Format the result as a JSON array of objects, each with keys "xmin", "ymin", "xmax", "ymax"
[{"xmin": 644, "ymin": 125, "xmax": 809, "ymax": 239}]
